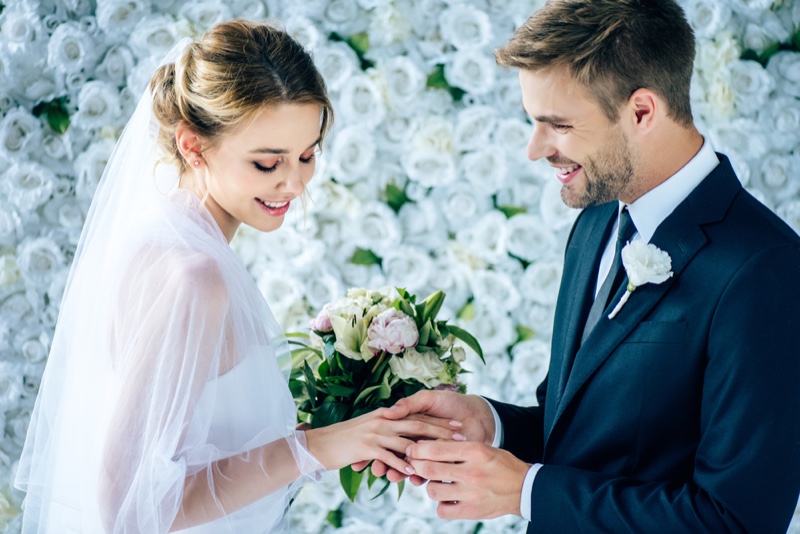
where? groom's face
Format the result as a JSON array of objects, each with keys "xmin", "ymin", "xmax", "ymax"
[{"xmin": 520, "ymin": 68, "xmax": 638, "ymax": 209}]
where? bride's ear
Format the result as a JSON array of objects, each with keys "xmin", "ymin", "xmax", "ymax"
[{"xmin": 175, "ymin": 122, "xmax": 205, "ymax": 167}]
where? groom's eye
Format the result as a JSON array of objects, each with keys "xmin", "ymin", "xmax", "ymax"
[{"xmin": 552, "ymin": 123, "xmax": 572, "ymax": 132}]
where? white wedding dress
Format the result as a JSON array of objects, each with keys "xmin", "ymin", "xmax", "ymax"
[{"xmin": 15, "ymin": 56, "xmax": 322, "ymax": 533}]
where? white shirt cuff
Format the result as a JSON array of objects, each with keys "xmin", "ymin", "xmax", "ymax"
[
  {"xmin": 519, "ymin": 463, "xmax": 542, "ymax": 521},
  {"xmin": 480, "ymin": 396, "xmax": 503, "ymax": 448}
]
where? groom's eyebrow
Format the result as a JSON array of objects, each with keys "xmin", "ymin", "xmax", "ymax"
[{"xmin": 249, "ymin": 137, "xmax": 322, "ymax": 154}]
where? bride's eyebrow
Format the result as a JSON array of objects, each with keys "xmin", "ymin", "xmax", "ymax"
[{"xmin": 249, "ymin": 136, "xmax": 321, "ymax": 155}]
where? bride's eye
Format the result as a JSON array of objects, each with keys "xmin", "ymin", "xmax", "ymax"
[{"xmin": 253, "ymin": 161, "xmax": 278, "ymax": 173}]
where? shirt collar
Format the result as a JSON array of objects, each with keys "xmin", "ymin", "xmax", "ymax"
[{"xmin": 623, "ymin": 137, "xmax": 719, "ymax": 243}]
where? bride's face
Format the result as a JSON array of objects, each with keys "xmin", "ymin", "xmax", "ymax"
[{"xmin": 199, "ymin": 103, "xmax": 322, "ymax": 240}]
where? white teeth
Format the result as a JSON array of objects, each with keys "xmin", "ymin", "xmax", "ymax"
[
  {"xmin": 559, "ymin": 165, "xmax": 579, "ymax": 174},
  {"xmin": 259, "ymin": 199, "xmax": 289, "ymax": 208}
]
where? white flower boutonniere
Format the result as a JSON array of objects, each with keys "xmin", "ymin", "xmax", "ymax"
[{"xmin": 608, "ymin": 241, "xmax": 673, "ymax": 319}]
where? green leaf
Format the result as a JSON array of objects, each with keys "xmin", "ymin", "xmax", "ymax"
[
  {"xmin": 377, "ymin": 372, "xmax": 392, "ymax": 401},
  {"xmin": 326, "ymin": 383, "xmax": 356, "ymax": 397},
  {"xmin": 498, "ymin": 205, "xmax": 528, "ymax": 219},
  {"xmin": 326, "ymin": 507, "xmax": 344, "ymax": 528},
  {"xmin": 395, "ymin": 287, "xmax": 412, "ymax": 301},
  {"xmin": 313, "ymin": 400, "xmax": 349, "ymax": 427},
  {"xmin": 386, "ymin": 183, "xmax": 411, "ymax": 213},
  {"xmin": 425, "ymin": 64, "xmax": 466, "ymax": 102},
  {"xmin": 324, "ymin": 340, "xmax": 336, "ymax": 360},
  {"xmin": 398, "ymin": 298, "xmax": 415, "ymax": 318},
  {"xmin": 421, "ymin": 290, "xmax": 446, "ymax": 324},
  {"xmin": 354, "ymin": 384, "xmax": 382, "ymax": 405},
  {"xmin": 448, "ymin": 324, "xmax": 485, "ymax": 364},
  {"xmin": 351, "ymin": 247, "xmax": 382, "ymax": 266},
  {"xmin": 370, "ymin": 478, "xmax": 392, "ymax": 500},
  {"xmin": 397, "ymin": 479, "xmax": 405, "ymax": 500},
  {"xmin": 793, "ymin": 30, "xmax": 800, "ymax": 51},
  {"xmin": 32, "ymin": 97, "xmax": 70, "ymax": 134},
  {"xmin": 515, "ymin": 325, "xmax": 536, "ymax": 343},
  {"xmin": 302, "ymin": 363, "xmax": 317, "ymax": 402},
  {"xmin": 367, "ymin": 469, "xmax": 377, "ymax": 489},
  {"xmin": 418, "ymin": 320, "xmax": 432, "ymax": 346},
  {"xmin": 348, "ymin": 32, "xmax": 370, "ymax": 55},
  {"xmin": 285, "ymin": 331, "xmax": 311, "ymax": 339},
  {"xmin": 472, "ymin": 522, "xmax": 485, "ymax": 534},
  {"xmin": 339, "ymin": 465, "xmax": 364, "ymax": 502},
  {"xmin": 457, "ymin": 301, "xmax": 475, "ymax": 321},
  {"xmin": 288, "ymin": 378, "xmax": 306, "ymax": 399},
  {"xmin": 317, "ymin": 359, "xmax": 330, "ymax": 380}
]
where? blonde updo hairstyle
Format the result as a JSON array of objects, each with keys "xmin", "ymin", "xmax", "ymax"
[{"xmin": 149, "ymin": 20, "xmax": 333, "ymax": 175}]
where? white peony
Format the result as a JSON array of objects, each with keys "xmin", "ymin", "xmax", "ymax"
[
  {"xmin": 367, "ymin": 308, "xmax": 419, "ymax": 354},
  {"xmin": 389, "ymin": 348, "xmax": 445, "ymax": 388},
  {"xmin": 439, "ymin": 4, "xmax": 492, "ymax": 50},
  {"xmin": 444, "ymin": 49, "xmax": 496, "ymax": 95}
]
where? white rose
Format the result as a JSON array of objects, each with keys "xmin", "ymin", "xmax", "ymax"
[
  {"xmin": 460, "ymin": 145, "xmax": 508, "ymax": 196},
  {"xmin": 455, "ymin": 210, "xmax": 509, "ymax": 264},
  {"xmin": 350, "ymin": 201, "xmax": 402, "ymax": 257},
  {"xmin": 540, "ymin": 179, "xmax": 580, "ymax": 231},
  {"xmin": 1, "ymin": 292, "xmax": 36, "ymax": 329},
  {"xmin": 368, "ymin": 4, "xmax": 412, "ymax": 47},
  {"xmin": 728, "ymin": 0, "xmax": 777, "ymax": 16},
  {"xmin": 621, "ymin": 241, "xmax": 673, "ymax": 287},
  {"xmin": 703, "ymin": 73, "xmax": 736, "ymax": 121},
  {"xmin": 328, "ymin": 126, "xmax": 376, "ymax": 183},
  {"xmin": 696, "ymin": 32, "xmax": 741, "ymax": 75},
  {"xmin": 380, "ymin": 56, "xmax": 425, "ymax": 107},
  {"xmin": 444, "ymin": 49, "xmax": 496, "ymax": 95},
  {"xmin": 323, "ymin": 0, "xmax": 368, "ymax": 34},
  {"xmin": 0, "ymin": 256, "xmax": 21, "ymax": 288},
  {"xmin": 767, "ymin": 51, "xmax": 800, "ymax": 98},
  {"xmin": 381, "ymin": 246, "xmax": 433, "ymax": 292},
  {"xmin": 367, "ymin": 308, "xmax": 419, "ymax": 354},
  {"xmin": 510, "ymin": 339, "xmax": 550, "ymax": 395},
  {"xmin": 15, "ymin": 327, "xmax": 49, "ymax": 365},
  {"xmin": 760, "ymin": 96, "xmax": 800, "ymax": 152},
  {"xmin": 710, "ymin": 118, "xmax": 768, "ymax": 159},
  {"xmin": 74, "ymin": 140, "xmax": 115, "ymax": 201},
  {"xmin": 758, "ymin": 153, "xmax": 799, "ymax": 198},
  {"xmin": 425, "ymin": 258, "xmax": 471, "ymax": 314},
  {"xmin": 283, "ymin": 15, "xmax": 319, "ymax": 50},
  {"xmin": 47, "ymin": 21, "xmax": 98, "ymax": 73},
  {"xmin": 8, "ymin": 408, "xmax": 32, "ymax": 447},
  {"xmin": 439, "ymin": 4, "xmax": 492, "ymax": 50},
  {"xmin": 403, "ymin": 149, "xmax": 457, "ymax": 188},
  {"xmin": 126, "ymin": 53, "xmax": 160, "ymax": 96},
  {"xmin": 17, "ymin": 237, "xmax": 66, "ymax": 289},
  {"xmin": 286, "ymin": 500, "xmax": 327, "ymax": 534},
  {"xmin": 777, "ymin": 199, "xmax": 800, "ymax": 235},
  {"xmin": 0, "ymin": 202, "xmax": 23, "ymax": 248},
  {"xmin": 743, "ymin": 14, "xmax": 790, "ymax": 54},
  {"xmin": 505, "ymin": 214, "xmax": 557, "ymax": 263},
  {"xmin": 337, "ymin": 74, "xmax": 386, "ymax": 130},
  {"xmin": 40, "ymin": 132, "xmax": 72, "ymax": 170},
  {"xmin": 3, "ymin": 162, "xmax": 56, "ymax": 212},
  {"xmin": 384, "ymin": 513, "xmax": 434, "ymax": 534},
  {"xmin": 520, "ymin": 260, "xmax": 563, "ymax": 305},
  {"xmin": 469, "ymin": 269, "xmax": 520, "ymax": 313},
  {"xmin": 96, "ymin": 0, "xmax": 150, "ymax": 40},
  {"xmin": 493, "ymin": 118, "xmax": 531, "ymax": 158},
  {"xmin": 129, "ymin": 14, "xmax": 180, "ymax": 60},
  {"xmin": 453, "ymin": 105, "xmax": 496, "ymax": 151},
  {"xmin": 73, "ymin": 80, "xmax": 122, "ymax": 131},
  {"xmin": 398, "ymin": 199, "xmax": 449, "ymax": 251},
  {"xmin": 178, "ymin": 3, "xmax": 229, "ymax": 32},
  {"xmin": 97, "ymin": 44, "xmax": 136, "ymax": 85},
  {"xmin": 304, "ymin": 267, "xmax": 343, "ymax": 311},
  {"xmin": 309, "ymin": 179, "xmax": 362, "ymax": 217},
  {"xmin": 412, "ymin": 116, "xmax": 454, "ymax": 153},
  {"xmin": 683, "ymin": 0, "xmax": 732, "ymax": 39},
  {"xmin": 746, "ymin": 187, "xmax": 771, "ymax": 210},
  {"xmin": 228, "ymin": 0, "xmax": 267, "ymax": 19},
  {"xmin": 256, "ymin": 270, "xmax": 304, "ymax": 312},
  {"xmin": 458, "ymin": 304, "xmax": 516, "ymax": 356},
  {"xmin": 0, "ymin": 361, "xmax": 23, "ymax": 411},
  {"xmin": 516, "ymin": 302, "xmax": 556, "ymax": 339},
  {"xmin": 0, "ymin": 107, "xmax": 42, "ymax": 161},
  {"xmin": 727, "ymin": 60, "xmax": 774, "ymax": 116},
  {"xmin": 389, "ymin": 347, "xmax": 445, "ymax": 388},
  {"xmin": 314, "ymin": 42, "xmax": 359, "ymax": 92},
  {"xmin": 2, "ymin": 5, "xmax": 48, "ymax": 63}
]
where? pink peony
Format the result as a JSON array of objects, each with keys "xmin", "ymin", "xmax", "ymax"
[
  {"xmin": 309, "ymin": 308, "xmax": 333, "ymax": 333},
  {"xmin": 366, "ymin": 309, "xmax": 418, "ymax": 354}
]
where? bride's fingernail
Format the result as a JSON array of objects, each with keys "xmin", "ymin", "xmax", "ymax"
[
  {"xmin": 453, "ymin": 433, "xmax": 466, "ymax": 441},
  {"xmin": 449, "ymin": 420, "xmax": 463, "ymax": 428},
  {"xmin": 405, "ymin": 466, "xmax": 415, "ymax": 475}
]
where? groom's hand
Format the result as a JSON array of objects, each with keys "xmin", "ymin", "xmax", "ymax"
[
  {"xmin": 352, "ymin": 390, "xmax": 496, "ymax": 482},
  {"xmin": 406, "ymin": 440, "xmax": 530, "ymax": 520}
]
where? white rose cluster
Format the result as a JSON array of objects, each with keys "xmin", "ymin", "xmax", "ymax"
[{"xmin": 2, "ymin": 0, "xmax": 799, "ymax": 530}]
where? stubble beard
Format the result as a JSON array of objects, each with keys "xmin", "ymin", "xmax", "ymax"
[{"xmin": 560, "ymin": 127, "xmax": 637, "ymax": 209}]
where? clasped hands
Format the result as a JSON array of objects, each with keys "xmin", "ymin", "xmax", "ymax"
[{"xmin": 352, "ymin": 390, "xmax": 530, "ymax": 520}]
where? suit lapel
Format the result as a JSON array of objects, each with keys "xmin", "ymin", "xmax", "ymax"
[{"xmin": 546, "ymin": 154, "xmax": 741, "ymax": 443}]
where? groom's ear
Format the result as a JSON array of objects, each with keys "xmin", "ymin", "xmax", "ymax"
[
  {"xmin": 175, "ymin": 122, "xmax": 206, "ymax": 164},
  {"xmin": 626, "ymin": 88, "xmax": 659, "ymax": 132}
]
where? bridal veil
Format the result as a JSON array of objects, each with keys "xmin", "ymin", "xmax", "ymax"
[{"xmin": 15, "ymin": 39, "xmax": 322, "ymax": 533}]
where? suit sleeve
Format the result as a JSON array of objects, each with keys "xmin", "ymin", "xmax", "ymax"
[
  {"xmin": 527, "ymin": 244, "xmax": 800, "ymax": 533},
  {"xmin": 486, "ymin": 376, "xmax": 547, "ymax": 464}
]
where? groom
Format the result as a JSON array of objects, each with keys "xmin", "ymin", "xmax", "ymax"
[{"xmin": 366, "ymin": 0, "xmax": 800, "ymax": 531}]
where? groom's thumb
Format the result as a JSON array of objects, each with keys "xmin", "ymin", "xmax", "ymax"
[{"xmin": 384, "ymin": 400, "xmax": 408, "ymax": 419}]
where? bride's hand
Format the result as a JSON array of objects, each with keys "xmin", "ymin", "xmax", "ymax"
[{"xmin": 304, "ymin": 408, "xmax": 461, "ymax": 475}]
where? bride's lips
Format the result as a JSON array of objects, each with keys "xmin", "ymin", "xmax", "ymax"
[
  {"xmin": 255, "ymin": 198, "xmax": 290, "ymax": 216},
  {"xmin": 554, "ymin": 164, "xmax": 582, "ymax": 185}
]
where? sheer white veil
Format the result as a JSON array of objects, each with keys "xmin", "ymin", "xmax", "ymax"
[{"xmin": 15, "ymin": 39, "xmax": 322, "ymax": 533}]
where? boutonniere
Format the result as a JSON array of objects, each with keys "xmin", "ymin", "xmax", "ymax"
[{"xmin": 608, "ymin": 241, "xmax": 673, "ymax": 319}]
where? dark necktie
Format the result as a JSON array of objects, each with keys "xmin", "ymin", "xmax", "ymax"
[{"xmin": 580, "ymin": 207, "xmax": 636, "ymax": 343}]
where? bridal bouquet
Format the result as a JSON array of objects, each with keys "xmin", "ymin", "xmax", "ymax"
[{"xmin": 289, "ymin": 287, "xmax": 484, "ymax": 501}]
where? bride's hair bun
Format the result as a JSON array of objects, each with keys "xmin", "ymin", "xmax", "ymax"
[{"xmin": 149, "ymin": 20, "xmax": 333, "ymax": 173}]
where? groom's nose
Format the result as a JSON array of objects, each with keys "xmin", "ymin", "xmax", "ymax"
[{"xmin": 527, "ymin": 122, "xmax": 555, "ymax": 161}]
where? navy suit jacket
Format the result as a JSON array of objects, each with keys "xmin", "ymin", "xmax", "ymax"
[{"xmin": 490, "ymin": 154, "xmax": 800, "ymax": 532}]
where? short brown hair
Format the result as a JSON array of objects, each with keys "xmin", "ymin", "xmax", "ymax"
[
  {"xmin": 150, "ymin": 20, "xmax": 333, "ymax": 173},
  {"xmin": 495, "ymin": 0, "xmax": 695, "ymax": 126}
]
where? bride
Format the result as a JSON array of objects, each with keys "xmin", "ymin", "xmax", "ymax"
[{"xmin": 15, "ymin": 20, "xmax": 455, "ymax": 533}]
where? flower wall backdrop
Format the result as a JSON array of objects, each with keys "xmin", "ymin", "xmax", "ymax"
[{"xmin": 1, "ymin": 0, "xmax": 799, "ymax": 532}]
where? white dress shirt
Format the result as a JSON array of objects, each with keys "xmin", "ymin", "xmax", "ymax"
[{"xmin": 490, "ymin": 138, "xmax": 720, "ymax": 521}]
